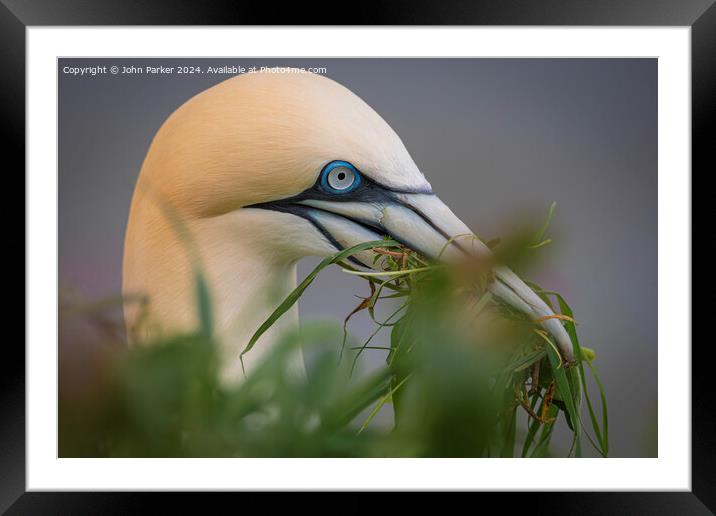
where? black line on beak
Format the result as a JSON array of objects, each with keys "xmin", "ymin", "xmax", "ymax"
[
  {"xmin": 392, "ymin": 197, "xmax": 470, "ymax": 256},
  {"xmin": 246, "ymin": 172, "xmax": 467, "ymax": 263},
  {"xmin": 248, "ymin": 203, "xmax": 372, "ymax": 268}
]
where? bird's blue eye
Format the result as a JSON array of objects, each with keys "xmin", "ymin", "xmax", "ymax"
[{"xmin": 320, "ymin": 161, "xmax": 361, "ymax": 194}]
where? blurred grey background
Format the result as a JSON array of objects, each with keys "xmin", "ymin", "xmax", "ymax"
[{"xmin": 59, "ymin": 58, "xmax": 657, "ymax": 457}]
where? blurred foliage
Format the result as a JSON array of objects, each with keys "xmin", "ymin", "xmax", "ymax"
[{"xmin": 60, "ymin": 205, "xmax": 608, "ymax": 458}]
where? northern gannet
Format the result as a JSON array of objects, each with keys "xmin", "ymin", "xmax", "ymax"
[{"xmin": 123, "ymin": 70, "xmax": 573, "ymax": 383}]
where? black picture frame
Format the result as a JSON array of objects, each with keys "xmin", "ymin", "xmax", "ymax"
[{"xmin": 7, "ymin": 0, "xmax": 708, "ymax": 512}]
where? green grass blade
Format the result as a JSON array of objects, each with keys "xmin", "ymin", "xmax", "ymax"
[
  {"xmin": 534, "ymin": 201, "xmax": 557, "ymax": 244},
  {"xmin": 321, "ymin": 367, "xmax": 393, "ymax": 431},
  {"xmin": 358, "ymin": 373, "xmax": 412, "ymax": 434},
  {"xmin": 342, "ymin": 266, "xmax": 439, "ymax": 278},
  {"xmin": 587, "ymin": 359, "xmax": 610, "ymax": 456},
  {"xmin": 193, "ymin": 269, "xmax": 213, "ymax": 338},
  {"xmin": 240, "ymin": 240, "xmax": 400, "ymax": 370},
  {"xmin": 529, "ymin": 405, "xmax": 559, "ymax": 457},
  {"xmin": 151, "ymin": 188, "xmax": 215, "ymax": 339},
  {"xmin": 553, "ymin": 293, "xmax": 609, "ymax": 457},
  {"xmin": 545, "ymin": 343, "xmax": 581, "ymax": 457},
  {"xmin": 503, "ymin": 348, "xmax": 546, "ymax": 374},
  {"xmin": 351, "ymin": 303, "xmax": 407, "ymax": 375},
  {"xmin": 521, "ymin": 396, "xmax": 543, "ymax": 457}
]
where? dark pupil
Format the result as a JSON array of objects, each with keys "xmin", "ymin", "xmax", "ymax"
[{"xmin": 337, "ymin": 172, "xmax": 346, "ymax": 180}]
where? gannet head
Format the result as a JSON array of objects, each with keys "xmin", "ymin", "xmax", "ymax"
[{"xmin": 124, "ymin": 69, "xmax": 574, "ymax": 365}]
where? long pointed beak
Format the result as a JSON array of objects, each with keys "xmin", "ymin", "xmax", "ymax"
[
  {"xmin": 295, "ymin": 193, "xmax": 574, "ymax": 363},
  {"xmin": 387, "ymin": 194, "xmax": 574, "ymax": 363}
]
